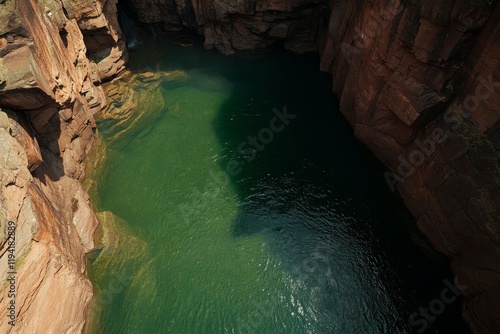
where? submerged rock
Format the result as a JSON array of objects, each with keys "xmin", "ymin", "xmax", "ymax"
[
  {"xmin": 85, "ymin": 211, "xmax": 156, "ymax": 332},
  {"xmin": 96, "ymin": 68, "xmax": 189, "ymax": 145}
]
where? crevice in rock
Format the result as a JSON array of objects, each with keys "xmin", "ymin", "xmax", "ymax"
[
  {"xmin": 59, "ymin": 28, "xmax": 68, "ymax": 48},
  {"xmin": 117, "ymin": 0, "xmax": 154, "ymax": 48}
]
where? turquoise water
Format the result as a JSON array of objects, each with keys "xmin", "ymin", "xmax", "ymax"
[{"xmin": 87, "ymin": 44, "xmax": 467, "ymax": 334}]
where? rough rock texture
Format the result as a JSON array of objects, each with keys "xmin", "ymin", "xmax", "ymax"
[
  {"xmin": 0, "ymin": 0, "xmax": 127, "ymax": 332},
  {"xmin": 319, "ymin": 1, "xmax": 500, "ymax": 333},
  {"xmin": 97, "ymin": 68, "xmax": 187, "ymax": 142},
  {"xmin": 124, "ymin": 0, "xmax": 331, "ymax": 54}
]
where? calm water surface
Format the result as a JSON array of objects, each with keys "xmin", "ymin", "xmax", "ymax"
[{"xmin": 86, "ymin": 44, "xmax": 467, "ymax": 334}]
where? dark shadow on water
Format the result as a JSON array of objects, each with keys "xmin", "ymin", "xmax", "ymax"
[
  {"xmin": 206, "ymin": 48, "xmax": 470, "ymax": 334},
  {"xmin": 110, "ymin": 43, "xmax": 470, "ymax": 334}
]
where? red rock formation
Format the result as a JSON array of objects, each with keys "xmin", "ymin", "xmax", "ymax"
[
  {"xmin": 0, "ymin": 0, "xmax": 127, "ymax": 332},
  {"xmin": 125, "ymin": 0, "xmax": 330, "ymax": 54},
  {"xmin": 319, "ymin": 1, "xmax": 499, "ymax": 333}
]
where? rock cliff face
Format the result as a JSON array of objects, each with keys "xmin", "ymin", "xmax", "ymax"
[
  {"xmin": 0, "ymin": 0, "xmax": 127, "ymax": 332},
  {"xmin": 319, "ymin": 1, "xmax": 499, "ymax": 333},
  {"xmin": 0, "ymin": 0, "xmax": 498, "ymax": 333},
  {"xmin": 123, "ymin": 0, "xmax": 331, "ymax": 54}
]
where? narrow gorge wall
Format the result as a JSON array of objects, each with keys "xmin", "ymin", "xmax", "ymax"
[
  {"xmin": 0, "ymin": 0, "xmax": 127, "ymax": 332},
  {"xmin": 122, "ymin": 0, "xmax": 331, "ymax": 54},
  {"xmin": 319, "ymin": 1, "xmax": 499, "ymax": 333}
]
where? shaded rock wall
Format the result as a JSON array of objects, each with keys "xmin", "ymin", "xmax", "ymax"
[
  {"xmin": 124, "ymin": 0, "xmax": 331, "ymax": 54},
  {"xmin": 319, "ymin": 1, "xmax": 500, "ymax": 333},
  {"xmin": 0, "ymin": 0, "xmax": 127, "ymax": 332}
]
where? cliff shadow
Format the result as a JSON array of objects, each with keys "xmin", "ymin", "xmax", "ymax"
[
  {"xmin": 209, "ymin": 48, "xmax": 469, "ymax": 333},
  {"xmin": 2, "ymin": 107, "xmax": 65, "ymax": 183},
  {"xmin": 27, "ymin": 107, "xmax": 65, "ymax": 183}
]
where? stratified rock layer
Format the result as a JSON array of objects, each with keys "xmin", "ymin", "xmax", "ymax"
[
  {"xmin": 125, "ymin": 0, "xmax": 331, "ymax": 54},
  {"xmin": 0, "ymin": 0, "xmax": 127, "ymax": 332}
]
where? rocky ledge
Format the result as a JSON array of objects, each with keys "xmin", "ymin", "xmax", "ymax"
[{"xmin": 0, "ymin": 0, "xmax": 126, "ymax": 332}]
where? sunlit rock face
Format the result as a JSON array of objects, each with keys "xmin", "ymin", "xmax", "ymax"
[{"xmin": 0, "ymin": 0, "xmax": 127, "ymax": 332}]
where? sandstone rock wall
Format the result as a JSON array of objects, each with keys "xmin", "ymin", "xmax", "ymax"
[
  {"xmin": 0, "ymin": 0, "xmax": 127, "ymax": 332},
  {"xmin": 124, "ymin": 0, "xmax": 331, "ymax": 54},
  {"xmin": 319, "ymin": 1, "xmax": 499, "ymax": 333}
]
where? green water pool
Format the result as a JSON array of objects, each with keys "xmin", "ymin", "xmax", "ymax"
[{"xmin": 86, "ymin": 44, "xmax": 467, "ymax": 334}]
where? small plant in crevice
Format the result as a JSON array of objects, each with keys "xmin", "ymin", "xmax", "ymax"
[{"xmin": 444, "ymin": 60, "xmax": 468, "ymax": 98}]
